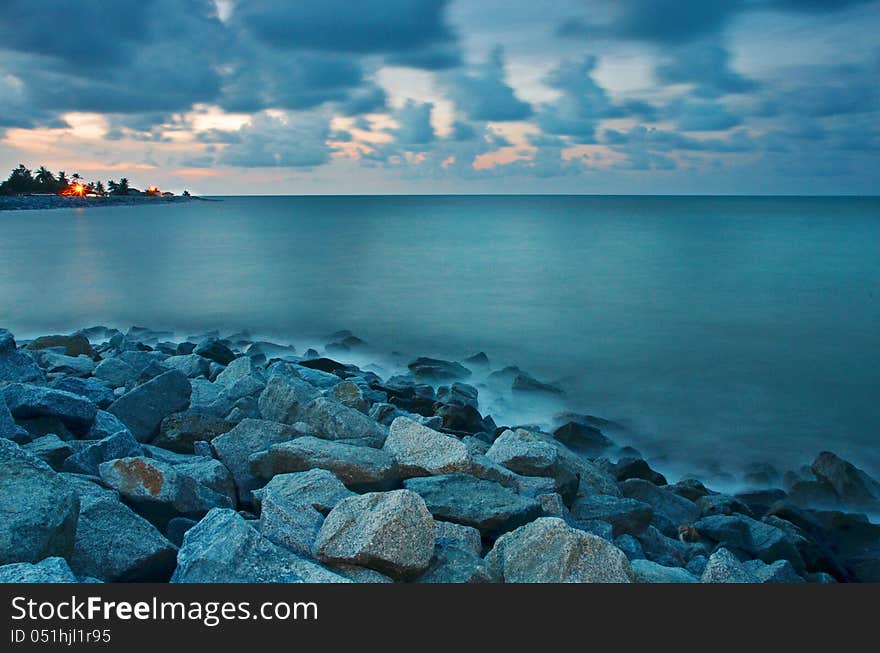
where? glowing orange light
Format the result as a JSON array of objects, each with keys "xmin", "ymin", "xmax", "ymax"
[
  {"xmin": 148, "ymin": 185, "xmax": 159, "ymax": 193},
  {"xmin": 62, "ymin": 183, "xmax": 86, "ymax": 197}
]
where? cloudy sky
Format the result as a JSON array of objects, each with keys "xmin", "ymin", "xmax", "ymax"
[{"xmin": 1, "ymin": 0, "xmax": 878, "ymax": 194}]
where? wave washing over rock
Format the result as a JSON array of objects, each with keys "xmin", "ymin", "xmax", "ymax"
[{"xmin": 2, "ymin": 325, "xmax": 879, "ymax": 583}]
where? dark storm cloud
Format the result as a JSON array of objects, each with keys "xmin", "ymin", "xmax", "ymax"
[
  {"xmin": 234, "ymin": 0, "xmax": 458, "ymax": 61},
  {"xmin": 445, "ymin": 47, "xmax": 533, "ymax": 122},
  {"xmin": 557, "ymin": 1, "xmax": 743, "ymax": 44},
  {"xmin": 386, "ymin": 44, "xmax": 462, "ymax": 71},
  {"xmin": 0, "ymin": 0, "xmax": 228, "ymax": 122},
  {"xmin": 558, "ymin": 0, "xmax": 878, "ymax": 44},
  {"xmin": 656, "ymin": 41, "xmax": 758, "ymax": 98},
  {"xmin": 217, "ymin": 49, "xmax": 370, "ymax": 114},
  {"xmin": 0, "ymin": 0, "xmax": 456, "ymax": 135},
  {"xmin": 0, "ymin": 0, "xmax": 876, "ymax": 188},
  {"xmin": 0, "ymin": 0, "xmax": 153, "ymax": 66}
]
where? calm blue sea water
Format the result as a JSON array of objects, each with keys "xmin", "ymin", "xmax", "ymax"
[{"xmin": 1, "ymin": 195, "xmax": 878, "ymax": 484}]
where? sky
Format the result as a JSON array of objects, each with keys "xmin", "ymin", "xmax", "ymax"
[{"xmin": 0, "ymin": 0, "xmax": 878, "ymax": 195}]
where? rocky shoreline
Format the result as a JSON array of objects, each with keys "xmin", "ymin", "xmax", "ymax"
[
  {"xmin": 0, "ymin": 195, "xmax": 206, "ymax": 212},
  {"xmin": 2, "ymin": 325, "xmax": 879, "ymax": 583}
]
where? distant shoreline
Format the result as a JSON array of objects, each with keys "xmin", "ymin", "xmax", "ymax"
[{"xmin": 0, "ymin": 194, "xmax": 213, "ymax": 212}]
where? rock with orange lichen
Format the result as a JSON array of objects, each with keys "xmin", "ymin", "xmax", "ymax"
[{"xmin": 98, "ymin": 456, "xmax": 233, "ymax": 527}]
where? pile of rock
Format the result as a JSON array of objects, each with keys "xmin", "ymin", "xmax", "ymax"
[
  {"xmin": 0, "ymin": 194, "xmax": 197, "ymax": 212},
  {"xmin": 2, "ymin": 326, "xmax": 878, "ymax": 583}
]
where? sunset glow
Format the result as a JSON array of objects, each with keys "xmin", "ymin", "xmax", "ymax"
[{"xmin": 0, "ymin": 1, "xmax": 876, "ymax": 195}]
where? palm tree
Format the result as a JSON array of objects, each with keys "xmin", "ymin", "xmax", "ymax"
[
  {"xmin": 94, "ymin": 181, "xmax": 106, "ymax": 196},
  {"xmin": 35, "ymin": 166, "xmax": 55, "ymax": 190}
]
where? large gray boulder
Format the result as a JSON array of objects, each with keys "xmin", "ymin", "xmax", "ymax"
[
  {"xmin": 86, "ymin": 410, "xmax": 132, "ymax": 440},
  {"xmin": 0, "ymin": 557, "xmax": 77, "ymax": 583},
  {"xmin": 163, "ymin": 354, "xmax": 211, "ymax": 378},
  {"xmin": 298, "ymin": 397, "xmax": 387, "ymax": 446},
  {"xmin": 93, "ymin": 357, "xmax": 138, "ymax": 388},
  {"xmin": 403, "ymin": 473, "xmax": 542, "ymax": 537},
  {"xmin": 313, "ymin": 490, "xmax": 435, "ymax": 578},
  {"xmin": 700, "ymin": 548, "xmax": 758, "ymax": 583},
  {"xmin": 0, "ymin": 439, "xmax": 80, "ymax": 564},
  {"xmin": 485, "ymin": 517, "xmax": 635, "ymax": 583},
  {"xmin": 215, "ymin": 355, "xmax": 265, "ymax": 387},
  {"xmin": 221, "ymin": 376, "xmax": 265, "ymax": 403},
  {"xmin": 384, "ymin": 416, "xmax": 471, "ymax": 477},
  {"xmin": 253, "ymin": 469, "xmax": 354, "ymax": 515},
  {"xmin": 436, "ymin": 382, "xmax": 479, "ymax": 409},
  {"xmin": 154, "ymin": 412, "xmax": 234, "ymax": 453},
  {"xmin": 2, "ymin": 383, "xmax": 97, "ymax": 433},
  {"xmin": 0, "ymin": 330, "xmax": 44, "ymax": 383},
  {"xmin": 250, "ymin": 436, "xmax": 398, "ymax": 492},
  {"xmin": 631, "ymin": 559, "xmax": 698, "ymax": 583},
  {"xmin": 50, "ymin": 377, "xmax": 114, "ymax": 409},
  {"xmin": 193, "ymin": 338, "xmax": 236, "ymax": 366},
  {"xmin": 35, "ymin": 350, "xmax": 95, "ymax": 377},
  {"xmin": 98, "ymin": 456, "xmax": 234, "ymax": 526},
  {"xmin": 434, "ymin": 520, "xmax": 484, "ymax": 555},
  {"xmin": 329, "ymin": 380, "xmax": 367, "ymax": 412},
  {"xmin": 407, "ymin": 357, "xmax": 471, "ymax": 381},
  {"xmin": 487, "ymin": 428, "xmax": 560, "ymax": 475},
  {"xmin": 167, "ymin": 456, "xmax": 237, "ymax": 504},
  {"xmin": 118, "ymin": 350, "xmax": 169, "ymax": 375},
  {"xmin": 260, "ymin": 496, "xmax": 324, "ymax": 557},
  {"xmin": 65, "ymin": 475, "xmax": 177, "ymax": 582},
  {"xmin": 486, "ymin": 429, "xmax": 580, "ymax": 503},
  {"xmin": 26, "ymin": 333, "xmax": 93, "ymax": 357},
  {"xmin": 258, "ymin": 375, "xmax": 320, "ymax": 424},
  {"xmin": 467, "ymin": 453, "xmax": 521, "ymax": 489},
  {"xmin": 23, "ymin": 434, "xmax": 72, "ymax": 469},
  {"xmin": 569, "ymin": 494, "xmax": 654, "ymax": 536},
  {"xmin": 253, "ymin": 472, "xmax": 352, "ymax": 556},
  {"xmin": 636, "ymin": 525, "xmax": 704, "ymax": 567},
  {"xmin": 620, "ymin": 478, "xmax": 701, "ymax": 531},
  {"xmin": 189, "ymin": 378, "xmax": 233, "ymax": 417},
  {"xmin": 108, "ymin": 370, "xmax": 191, "ymax": 442},
  {"xmin": 693, "ymin": 514, "xmax": 804, "ymax": 568},
  {"xmin": 574, "ymin": 458, "xmax": 623, "ymax": 498},
  {"xmin": 292, "ymin": 364, "xmax": 343, "ymax": 390},
  {"xmin": 172, "ymin": 508, "xmax": 348, "ymax": 583},
  {"xmin": 743, "ymin": 559, "xmax": 806, "ymax": 583},
  {"xmin": 552, "ymin": 421, "xmax": 613, "ymax": 456},
  {"xmin": 62, "ymin": 430, "xmax": 144, "ymax": 476},
  {"xmin": 810, "ymin": 451, "xmax": 880, "ymax": 510},
  {"xmin": 212, "ymin": 418, "xmax": 302, "ymax": 502}
]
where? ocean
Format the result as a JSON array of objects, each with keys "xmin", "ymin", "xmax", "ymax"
[{"xmin": 2, "ymin": 195, "xmax": 878, "ymax": 487}]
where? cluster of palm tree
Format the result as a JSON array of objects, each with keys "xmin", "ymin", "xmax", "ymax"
[{"xmin": 0, "ymin": 163, "xmax": 132, "ymax": 197}]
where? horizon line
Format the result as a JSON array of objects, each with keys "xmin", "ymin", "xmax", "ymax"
[{"xmin": 196, "ymin": 192, "xmax": 880, "ymax": 199}]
